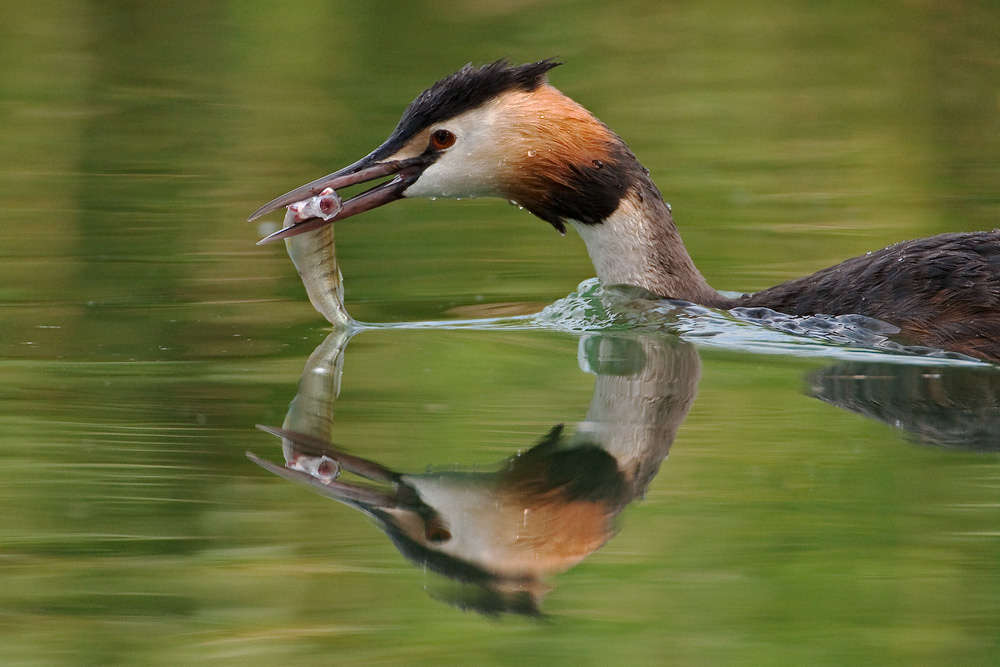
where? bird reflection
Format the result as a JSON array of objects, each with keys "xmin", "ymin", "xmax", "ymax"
[
  {"xmin": 248, "ymin": 330, "xmax": 701, "ymax": 616},
  {"xmin": 808, "ymin": 361, "xmax": 1000, "ymax": 451},
  {"xmin": 248, "ymin": 326, "xmax": 999, "ymax": 616}
]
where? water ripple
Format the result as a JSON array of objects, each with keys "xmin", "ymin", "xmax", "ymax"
[{"xmin": 364, "ymin": 279, "xmax": 990, "ymax": 367}]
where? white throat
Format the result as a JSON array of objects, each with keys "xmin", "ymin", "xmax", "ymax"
[{"xmin": 570, "ymin": 188, "xmax": 723, "ymax": 305}]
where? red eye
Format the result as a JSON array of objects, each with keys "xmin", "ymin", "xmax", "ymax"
[
  {"xmin": 430, "ymin": 129, "xmax": 456, "ymax": 150},
  {"xmin": 425, "ymin": 516, "xmax": 452, "ymax": 542}
]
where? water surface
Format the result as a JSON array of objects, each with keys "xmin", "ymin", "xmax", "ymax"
[{"xmin": 2, "ymin": 2, "xmax": 999, "ymax": 665}]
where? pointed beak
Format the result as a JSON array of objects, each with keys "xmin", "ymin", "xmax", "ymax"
[
  {"xmin": 247, "ymin": 425, "xmax": 452, "ymax": 542},
  {"xmin": 249, "ymin": 152, "xmax": 432, "ymax": 245},
  {"xmin": 246, "ymin": 450, "xmax": 397, "ymax": 508},
  {"xmin": 248, "ymin": 425, "xmax": 402, "ymax": 510}
]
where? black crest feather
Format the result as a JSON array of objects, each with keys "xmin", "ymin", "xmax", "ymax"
[{"xmin": 382, "ymin": 59, "xmax": 561, "ymax": 150}]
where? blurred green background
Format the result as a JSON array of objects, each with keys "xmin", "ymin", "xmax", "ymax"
[{"xmin": 1, "ymin": 1, "xmax": 999, "ymax": 665}]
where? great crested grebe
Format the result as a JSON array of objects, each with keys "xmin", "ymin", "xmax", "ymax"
[{"xmin": 250, "ymin": 59, "xmax": 1000, "ymax": 361}]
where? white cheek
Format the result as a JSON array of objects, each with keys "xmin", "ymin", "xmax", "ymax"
[
  {"xmin": 404, "ymin": 155, "xmax": 502, "ymax": 200},
  {"xmin": 402, "ymin": 103, "xmax": 510, "ymax": 201}
]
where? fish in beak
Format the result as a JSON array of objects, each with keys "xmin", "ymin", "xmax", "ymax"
[{"xmin": 249, "ymin": 151, "xmax": 434, "ymax": 245}]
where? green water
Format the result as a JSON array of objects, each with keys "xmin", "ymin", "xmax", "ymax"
[{"xmin": 3, "ymin": 1, "xmax": 1000, "ymax": 665}]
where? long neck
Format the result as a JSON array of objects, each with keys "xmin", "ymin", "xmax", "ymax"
[{"xmin": 570, "ymin": 179, "xmax": 728, "ymax": 306}]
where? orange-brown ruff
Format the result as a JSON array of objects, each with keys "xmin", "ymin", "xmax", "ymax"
[{"xmin": 252, "ymin": 60, "xmax": 1000, "ymax": 361}]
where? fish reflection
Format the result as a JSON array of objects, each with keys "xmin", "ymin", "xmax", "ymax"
[
  {"xmin": 809, "ymin": 361, "xmax": 1000, "ymax": 451},
  {"xmin": 248, "ymin": 330, "xmax": 701, "ymax": 616}
]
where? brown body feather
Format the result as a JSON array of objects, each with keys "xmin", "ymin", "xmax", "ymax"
[{"xmin": 734, "ymin": 230, "xmax": 1000, "ymax": 359}]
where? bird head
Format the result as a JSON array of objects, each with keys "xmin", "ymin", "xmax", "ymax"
[{"xmin": 250, "ymin": 59, "xmax": 643, "ymax": 241}]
